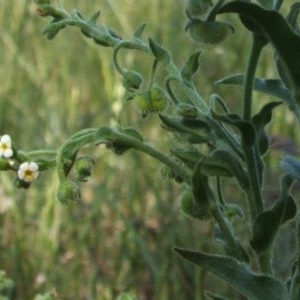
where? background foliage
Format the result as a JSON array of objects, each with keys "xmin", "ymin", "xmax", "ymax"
[{"xmin": 0, "ymin": 0, "xmax": 298, "ymax": 299}]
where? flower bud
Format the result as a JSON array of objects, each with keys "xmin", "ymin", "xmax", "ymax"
[
  {"xmin": 56, "ymin": 180, "xmax": 81, "ymax": 205},
  {"xmin": 185, "ymin": 19, "xmax": 234, "ymax": 47},
  {"xmin": 122, "ymin": 71, "xmax": 143, "ymax": 91},
  {"xmin": 0, "ymin": 159, "xmax": 13, "ymax": 171},
  {"xmin": 185, "ymin": 0, "xmax": 212, "ymax": 18},
  {"xmin": 133, "ymin": 86, "xmax": 169, "ymax": 118},
  {"xmin": 160, "ymin": 165, "xmax": 183, "ymax": 183},
  {"xmin": 14, "ymin": 178, "xmax": 30, "ymax": 189},
  {"xmin": 73, "ymin": 156, "xmax": 95, "ymax": 182},
  {"xmin": 178, "ymin": 189, "xmax": 212, "ymax": 221},
  {"xmin": 93, "ymin": 36, "xmax": 110, "ymax": 47}
]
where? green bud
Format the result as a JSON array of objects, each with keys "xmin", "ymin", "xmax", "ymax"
[
  {"xmin": 221, "ymin": 203, "xmax": 244, "ymax": 219},
  {"xmin": 93, "ymin": 36, "xmax": 110, "ymax": 47},
  {"xmin": 0, "ymin": 159, "xmax": 13, "ymax": 171},
  {"xmin": 185, "ymin": 19, "xmax": 234, "ymax": 47},
  {"xmin": 56, "ymin": 180, "xmax": 81, "ymax": 205},
  {"xmin": 185, "ymin": 0, "xmax": 212, "ymax": 18},
  {"xmin": 14, "ymin": 178, "xmax": 30, "ymax": 189},
  {"xmin": 133, "ymin": 86, "xmax": 169, "ymax": 118},
  {"xmin": 122, "ymin": 71, "xmax": 143, "ymax": 91},
  {"xmin": 160, "ymin": 165, "xmax": 183, "ymax": 183},
  {"xmin": 73, "ymin": 156, "xmax": 95, "ymax": 182},
  {"xmin": 178, "ymin": 189, "xmax": 212, "ymax": 221}
]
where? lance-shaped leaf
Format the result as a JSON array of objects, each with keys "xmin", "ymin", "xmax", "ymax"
[
  {"xmin": 133, "ymin": 22, "xmax": 147, "ymax": 40},
  {"xmin": 250, "ymin": 175, "xmax": 297, "ymax": 253},
  {"xmin": 170, "ymin": 149, "xmax": 204, "ymax": 170},
  {"xmin": 172, "ymin": 148, "xmax": 249, "ymax": 190},
  {"xmin": 174, "ymin": 248, "xmax": 289, "ymax": 300},
  {"xmin": 210, "ymin": 110, "xmax": 256, "ymax": 147},
  {"xmin": 275, "ymin": 3, "xmax": 300, "ymax": 91},
  {"xmin": 252, "ymin": 101, "xmax": 282, "ymax": 155},
  {"xmin": 81, "ymin": 11, "xmax": 101, "ymax": 38},
  {"xmin": 160, "ymin": 114, "xmax": 212, "ymax": 144},
  {"xmin": 181, "ymin": 50, "xmax": 201, "ymax": 83},
  {"xmin": 208, "ymin": 150, "xmax": 249, "ymax": 190},
  {"xmin": 218, "ymin": 1, "xmax": 300, "ymax": 104},
  {"xmin": 216, "ymin": 74, "xmax": 300, "ymax": 121},
  {"xmin": 148, "ymin": 38, "xmax": 170, "ymax": 65},
  {"xmin": 215, "ymin": 75, "xmax": 292, "ymax": 104}
]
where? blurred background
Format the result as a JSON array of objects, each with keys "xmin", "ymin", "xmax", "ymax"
[{"xmin": 0, "ymin": 0, "xmax": 299, "ymax": 299}]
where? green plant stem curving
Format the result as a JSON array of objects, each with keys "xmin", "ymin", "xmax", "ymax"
[{"xmin": 110, "ymin": 129, "xmax": 192, "ymax": 184}]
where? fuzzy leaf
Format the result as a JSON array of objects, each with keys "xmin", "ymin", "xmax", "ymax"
[
  {"xmin": 215, "ymin": 75, "xmax": 292, "ymax": 104},
  {"xmin": 252, "ymin": 101, "xmax": 282, "ymax": 155},
  {"xmin": 218, "ymin": 1, "xmax": 300, "ymax": 104},
  {"xmin": 160, "ymin": 114, "xmax": 212, "ymax": 144},
  {"xmin": 174, "ymin": 248, "xmax": 289, "ymax": 300},
  {"xmin": 148, "ymin": 38, "xmax": 170, "ymax": 65},
  {"xmin": 250, "ymin": 175, "xmax": 296, "ymax": 253},
  {"xmin": 181, "ymin": 50, "xmax": 201, "ymax": 83},
  {"xmin": 210, "ymin": 110, "xmax": 256, "ymax": 147},
  {"xmin": 133, "ymin": 22, "xmax": 147, "ymax": 40},
  {"xmin": 171, "ymin": 149, "xmax": 203, "ymax": 169},
  {"xmin": 216, "ymin": 74, "xmax": 300, "ymax": 122}
]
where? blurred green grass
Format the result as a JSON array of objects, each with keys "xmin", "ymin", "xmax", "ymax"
[{"xmin": 0, "ymin": 0, "xmax": 298, "ymax": 299}]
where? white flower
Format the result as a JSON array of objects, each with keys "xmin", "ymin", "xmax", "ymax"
[
  {"xmin": 0, "ymin": 135, "xmax": 13, "ymax": 158},
  {"xmin": 17, "ymin": 162, "xmax": 39, "ymax": 183}
]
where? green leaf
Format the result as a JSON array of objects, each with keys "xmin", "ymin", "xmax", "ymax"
[
  {"xmin": 252, "ymin": 101, "xmax": 282, "ymax": 155},
  {"xmin": 89, "ymin": 10, "xmax": 101, "ymax": 24},
  {"xmin": 216, "ymin": 74, "xmax": 300, "ymax": 121},
  {"xmin": 201, "ymin": 150, "xmax": 234, "ymax": 177},
  {"xmin": 171, "ymin": 149, "xmax": 204, "ymax": 170},
  {"xmin": 215, "ymin": 74, "xmax": 292, "ymax": 103},
  {"xmin": 148, "ymin": 38, "xmax": 170, "ymax": 65},
  {"xmin": 181, "ymin": 50, "xmax": 201, "ymax": 83},
  {"xmin": 250, "ymin": 175, "xmax": 296, "ymax": 253},
  {"xmin": 160, "ymin": 114, "xmax": 212, "ymax": 144},
  {"xmin": 218, "ymin": 1, "xmax": 300, "ymax": 105},
  {"xmin": 94, "ymin": 126, "xmax": 115, "ymax": 144},
  {"xmin": 210, "ymin": 110, "xmax": 256, "ymax": 147},
  {"xmin": 133, "ymin": 22, "xmax": 147, "ymax": 40},
  {"xmin": 174, "ymin": 248, "xmax": 289, "ymax": 300}
]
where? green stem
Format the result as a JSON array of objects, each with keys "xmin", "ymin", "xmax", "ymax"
[
  {"xmin": 216, "ymin": 177, "xmax": 226, "ymax": 206},
  {"xmin": 258, "ymin": 249, "xmax": 273, "ymax": 275},
  {"xmin": 211, "ymin": 206, "xmax": 244, "ymax": 261},
  {"xmin": 56, "ymin": 128, "xmax": 97, "ymax": 180},
  {"xmin": 112, "ymin": 130, "xmax": 192, "ymax": 184},
  {"xmin": 242, "ymin": 35, "xmax": 265, "ymax": 223},
  {"xmin": 147, "ymin": 59, "xmax": 158, "ymax": 88}
]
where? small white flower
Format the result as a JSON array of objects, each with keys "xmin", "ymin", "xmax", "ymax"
[
  {"xmin": 17, "ymin": 162, "xmax": 39, "ymax": 183},
  {"xmin": 0, "ymin": 135, "xmax": 13, "ymax": 158}
]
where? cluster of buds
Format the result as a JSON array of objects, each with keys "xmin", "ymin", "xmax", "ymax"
[{"xmin": 0, "ymin": 134, "xmax": 40, "ymax": 188}]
